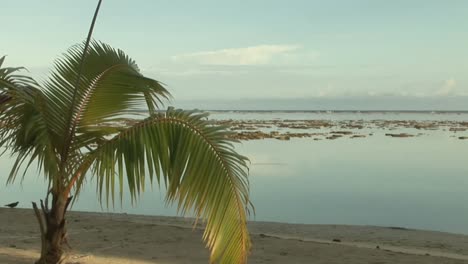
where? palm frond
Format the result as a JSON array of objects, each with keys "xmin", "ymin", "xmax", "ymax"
[
  {"xmin": 90, "ymin": 107, "xmax": 251, "ymax": 263},
  {"xmin": 0, "ymin": 57, "xmax": 60, "ymax": 183},
  {"xmin": 41, "ymin": 41, "xmax": 170, "ymax": 154}
]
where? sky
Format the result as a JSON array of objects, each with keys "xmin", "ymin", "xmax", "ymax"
[{"xmin": 1, "ymin": 0, "xmax": 467, "ymax": 110}]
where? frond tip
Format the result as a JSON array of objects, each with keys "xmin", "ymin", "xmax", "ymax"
[{"xmin": 92, "ymin": 107, "xmax": 252, "ymax": 263}]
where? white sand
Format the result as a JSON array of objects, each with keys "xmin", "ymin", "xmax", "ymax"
[{"xmin": 1, "ymin": 208, "xmax": 468, "ymax": 263}]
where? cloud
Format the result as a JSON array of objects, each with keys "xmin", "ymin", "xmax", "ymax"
[
  {"xmin": 172, "ymin": 44, "xmax": 301, "ymax": 66},
  {"xmin": 435, "ymin": 78, "xmax": 457, "ymax": 96}
]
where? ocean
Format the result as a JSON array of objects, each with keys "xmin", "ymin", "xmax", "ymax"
[{"xmin": 1, "ymin": 111, "xmax": 468, "ymax": 234}]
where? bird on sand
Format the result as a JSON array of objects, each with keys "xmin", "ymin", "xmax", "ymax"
[{"xmin": 4, "ymin": 202, "xmax": 19, "ymax": 208}]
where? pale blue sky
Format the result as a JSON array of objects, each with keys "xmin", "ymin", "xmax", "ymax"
[{"xmin": 1, "ymin": 1, "xmax": 467, "ymax": 109}]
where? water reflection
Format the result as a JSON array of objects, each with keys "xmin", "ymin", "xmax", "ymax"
[{"xmin": 242, "ymin": 134, "xmax": 468, "ymax": 234}]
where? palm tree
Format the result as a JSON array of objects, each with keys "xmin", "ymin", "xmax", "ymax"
[{"xmin": 0, "ymin": 24, "xmax": 251, "ymax": 264}]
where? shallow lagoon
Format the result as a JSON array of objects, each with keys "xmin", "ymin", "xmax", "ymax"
[{"xmin": 1, "ymin": 112, "xmax": 468, "ymax": 234}]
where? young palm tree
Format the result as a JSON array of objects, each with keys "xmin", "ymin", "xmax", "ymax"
[{"xmin": 0, "ymin": 36, "xmax": 251, "ymax": 264}]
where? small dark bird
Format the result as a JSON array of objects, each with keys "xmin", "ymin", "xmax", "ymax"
[{"xmin": 4, "ymin": 202, "xmax": 19, "ymax": 208}]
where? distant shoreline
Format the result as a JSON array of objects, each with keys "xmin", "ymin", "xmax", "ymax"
[
  {"xmin": 206, "ymin": 110, "xmax": 468, "ymax": 114},
  {"xmin": 133, "ymin": 109, "xmax": 468, "ymax": 114}
]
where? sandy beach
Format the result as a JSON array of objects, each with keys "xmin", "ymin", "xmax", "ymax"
[{"xmin": 1, "ymin": 208, "xmax": 468, "ymax": 263}]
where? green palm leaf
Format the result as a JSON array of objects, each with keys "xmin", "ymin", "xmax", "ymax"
[
  {"xmin": 0, "ymin": 57, "xmax": 59, "ymax": 182},
  {"xmin": 42, "ymin": 41, "xmax": 170, "ymax": 153},
  {"xmin": 91, "ymin": 107, "xmax": 251, "ymax": 263}
]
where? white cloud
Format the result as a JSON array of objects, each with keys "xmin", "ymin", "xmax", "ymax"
[
  {"xmin": 172, "ymin": 44, "xmax": 301, "ymax": 66},
  {"xmin": 317, "ymin": 83, "xmax": 336, "ymax": 97},
  {"xmin": 141, "ymin": 65, "xmax": 250, "ymax": 77},
  {"xmin": 435, "ymin": 78, "xmax": 457, "ymax": 96}
]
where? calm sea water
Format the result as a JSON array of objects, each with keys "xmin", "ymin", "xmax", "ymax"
[{"xmin": 1, "ymin": 112, "xmax": 468, "ymax": 234}]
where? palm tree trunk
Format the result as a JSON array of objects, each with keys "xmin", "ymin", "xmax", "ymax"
[{"xmin": 33, "ymin": 195, "xmax": 72, "ymax": 264}]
